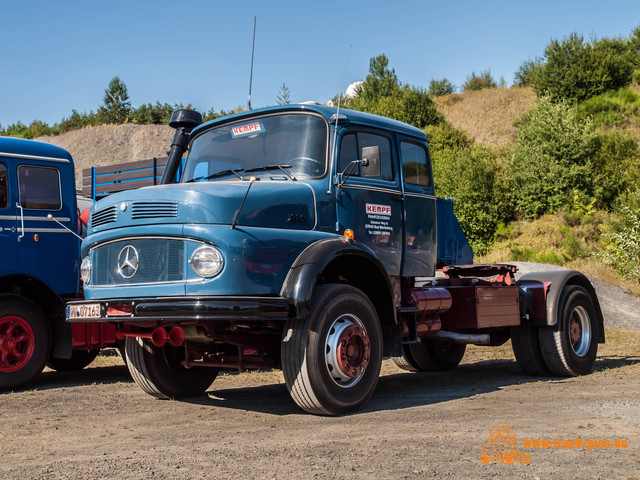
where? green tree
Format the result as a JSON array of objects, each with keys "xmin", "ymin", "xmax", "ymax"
[
  {"xmin": 462, "ymin": 70, "xmax": 497, "ymax": 92},
  {"xmin": 276, "ymin": 83, "xmax": 292, "ymax": 105},
  {"xmin": 358, "ymin": 54, "xmax": 399, "ymax": 101},
  {"xmin": 428, "ymin": 78, "xmax": 455, "ymax": 96},
  {"xmin": 347, "ymin": 54, "xmax": 441, "ymax": 129},
  {"xmin": 97, "ymin": 76, "xmax": 131, "ymax": 124},
  {"xmin": 532, "ymin": 33, "xmax": 635, "ymax": 102}
]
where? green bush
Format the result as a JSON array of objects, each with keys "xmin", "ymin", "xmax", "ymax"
[
  {"xmin": 599, "ymin": 187, "xmax": 640, "ymax": 281},
  {"xmin": 428, "ymin": 78, "xmax": 455, "ymax": 96},
  {"xmin": 431, "ymin": 143, "xmax": 503, "ymax": 254},
  {"xmin": 462, "ymin": 70, "xmax": 497, "ymax": 92},
  {"xmin": 509, "ymin": 96, "xmax": 597, "ymax": 217}
]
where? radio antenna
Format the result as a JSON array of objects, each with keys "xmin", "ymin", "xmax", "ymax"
[
  {"xmin": 329, "ymin": 45, "xmax": 351, "ymax": 193},
  {"xmin": 247, "ymin": 16, "xmax": 257, "ymax": 110}
]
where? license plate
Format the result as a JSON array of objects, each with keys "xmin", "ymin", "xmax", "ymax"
[{"xmin": 67, "ymin": 303, "xmax": 101, "ymax": 319}]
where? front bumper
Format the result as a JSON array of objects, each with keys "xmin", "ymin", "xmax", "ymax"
[{"xmin": 66, "ymin": 296, "xmax": 294, "ymax": 324}]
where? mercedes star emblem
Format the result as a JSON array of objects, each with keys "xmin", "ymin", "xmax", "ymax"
[{"xmin": 117, "ymin": 245, "xmax": 139, "ymax": 279}]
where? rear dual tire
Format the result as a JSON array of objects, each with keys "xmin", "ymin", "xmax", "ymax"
[
  {"xmin": 393, "ymin": 339, "xmax": 466, "ymax": 372},
  {"xmin": 512, "ymin": 285, "xmax": 599, "ymax": 376}
]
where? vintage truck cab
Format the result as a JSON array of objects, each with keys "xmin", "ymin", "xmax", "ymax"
[
  {"xmin": 67, "ymin": 105, "xmax": 603, "ymax": 415},
  {"xmin": 0, "ymin": 137, "xmax": 116, "ymax": 390}
]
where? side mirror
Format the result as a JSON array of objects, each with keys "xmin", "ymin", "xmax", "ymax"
[{"xmin": 361, "ymin": 146, "xmax": 381, "ymax": 177}]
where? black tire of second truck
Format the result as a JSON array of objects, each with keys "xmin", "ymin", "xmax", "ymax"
[
  {"xmin": 281, "ymin": 284, "xmax": 383, "ymax": 415},
  {"xmin": 125, "ymin": 337, "xmax": 218, "ymax": 399},
  {"xmin": 0, "ymin": 295, "xmax": 51, "ymax": 390},
  {"xmin": 538, "ymin": 285, "xmax": 599, "ymax": 376},
  {"xmin": 405, "ymin": 339, "xmax": 466, "ymax": 371},
  {"xmin": 46, "ymin": 349, "xmax": 100, "ymax": 372}
]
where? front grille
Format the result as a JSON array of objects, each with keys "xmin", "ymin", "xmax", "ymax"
[
  {"xmin": 131, "ymin": 201, "xmax": 178, "ymax": 219},
  {"xmin": 92, "ymin": 237, "xmax": 185, "ymax": 286},
  {"xmin": 91, "ymin": 205, "xmax": 117, "ymax": 227}
]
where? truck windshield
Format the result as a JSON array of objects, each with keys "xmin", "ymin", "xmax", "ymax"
[{"xmin": 182, "ymin": 112, "xmax": 328, "ymax": 182}]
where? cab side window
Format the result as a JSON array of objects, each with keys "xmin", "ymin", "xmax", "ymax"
[
  {"xmin": 338, "ymin": 131, "xmax": 394, "ymax": 182},
  {"xmin": 18, "ymin": 165, "xmax": 62, "ymax": 210},
  {"xmin": 401, "ymin": 141, "xmax": 432, "ymax": 188},
  {"xmin": 0, "ymin": 164, "xmax": 7, "ymax": 209}
]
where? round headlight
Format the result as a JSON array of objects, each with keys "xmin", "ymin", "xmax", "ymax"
[
  {"xmin": 81, "ymin": 256, "xmax": 92, "ymax": 284},
  {"xmin": 190, "ymin": 245, "xmax": 223, "ymax": 277}
]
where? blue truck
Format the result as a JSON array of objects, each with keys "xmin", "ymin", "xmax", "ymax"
[
  {"xmin": 0, "ymin": 137, "xmax": 117, "ymax": 390},
  {"xmin": 67, "ymin": 105, "xmax": 604, "ymax": 415}
]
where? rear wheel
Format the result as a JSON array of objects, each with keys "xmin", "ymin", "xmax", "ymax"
[
  {"xmin": 281, "ymin": 284, "xmax": 382, "ymax": 415},
  {"xmin": 403, "ymin": 338, "xmax": 466, "ymax": 371},
  {"xmin": 125, "ymin": 337, "xmax": 218, "ymax": 399},
  {"xmin": 538, "ymin": 285, "xmax": 599, "ymax": 376},
  {"xmin": 0, "ymin": 295, "xmax": 51, "ymax": 390},
  {"xmin": 46, "ymin": 349, "xmax": 100, "ymax": 371}
]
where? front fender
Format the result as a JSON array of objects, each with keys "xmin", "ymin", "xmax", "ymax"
[
  {"xmin": 280, "ymin": 238, "xmax": 395, "ymax": 324},
  {"xmin": 518, "ymin": 270, "xmax": 605, "ymax": 343}
]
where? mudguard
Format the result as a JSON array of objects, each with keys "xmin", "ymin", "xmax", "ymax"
[
  {"xmin": 280, "ymin": 237, "xmax": 396, "ymax": 325},
  {"xmin": 518, "ymin": 270, "xmax": 605, "ymax": 343}
]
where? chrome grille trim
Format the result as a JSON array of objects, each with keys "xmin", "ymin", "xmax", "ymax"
[{"xmin": 91, "ymin": 205, "xmax": 117, "ymax": 227}]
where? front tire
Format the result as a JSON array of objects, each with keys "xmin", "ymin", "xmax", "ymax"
[
  {"xmin": 281, "ymin": 284, "xmax": 382, "ymax": 415},
  {"xmin": 538, "ymin": 285, "xmax": 599, "ymax": 376},
  {"xmin": 0, "ymin": 295, "xmax": 51, "ymax": 390},
  {"xmin": 125, "ymin": 337, "xmax": 218, "ymax": 399}
]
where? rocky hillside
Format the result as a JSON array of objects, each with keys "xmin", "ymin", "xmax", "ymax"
[{"xmin": 35, "ymin": 124, "xmax": 174, "ymax": 189}]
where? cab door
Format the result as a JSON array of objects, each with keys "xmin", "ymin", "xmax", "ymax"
[
  {"xmin": 0, "ymin": 161, "xmax": 18, "ymax": 275},
  {"xmin": 398, "ymin": 137, "xmax": 437, "ymax": 276},
  {"xmin": 16, "ymin": 162, "xmax": 79, "ymax": 295},
  {"xmin": 335, "ymin": 129, "xmax": 403, "ymax": 275}
]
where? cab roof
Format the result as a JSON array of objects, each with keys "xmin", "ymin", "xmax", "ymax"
[
  {"xmin": 191, "ymin": 104, "xmax": 427, "ymax": 141},
  {"xmin": 0, "ymin": 136, "xmax": 73, "ymax": 163}
]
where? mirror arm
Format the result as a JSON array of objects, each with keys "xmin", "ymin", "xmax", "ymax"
[{"xmin": 337, "ymin": 158, "xmax": 368, "ymax": 188}]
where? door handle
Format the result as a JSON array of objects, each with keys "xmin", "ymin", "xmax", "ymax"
[{"xmin": 391, "ymin": 194, "xmax": 403, "ymax": 202}]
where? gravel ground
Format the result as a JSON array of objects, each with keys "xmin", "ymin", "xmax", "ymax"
[{"xmin": 1, "ymin": 263, "xmax": 638, "ymax": 479}]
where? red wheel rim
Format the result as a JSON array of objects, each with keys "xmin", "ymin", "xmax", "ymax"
[{"xmin": 0, "ymin": 316, "xmax": 36, "ymax": 373}]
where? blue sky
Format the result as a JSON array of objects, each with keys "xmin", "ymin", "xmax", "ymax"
[{"xmin": 1, "ymin": 0, "xmax": 639, "ymax": 127}]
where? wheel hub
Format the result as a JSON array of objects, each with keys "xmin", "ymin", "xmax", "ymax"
[
  {"xmin": 325, "ymin": 315, "xmax": 370, "ymax": 388},
  {"xmin": 569, "ymin": 306, "xmax": 591, "ymax": 357},
  {"xmin": 0, "ymin": 316, "xmax": 35, "ymax": 373}
]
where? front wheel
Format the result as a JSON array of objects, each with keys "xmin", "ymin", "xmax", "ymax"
[
  {"xmin": 0, "ymin": 295, "xmax": 51, "ymax": 390},
  {"xmin": 281, "ymin": 284, "xmax": 382, "ymax": 415},
  {"xmin": 125, "ymin": 337, "xmax": 218, "ymax": 399}
]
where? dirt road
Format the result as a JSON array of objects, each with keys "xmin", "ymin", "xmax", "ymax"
[{"xmin": 2, "ymin": 327, "xmax": 638, "ymax": 480}]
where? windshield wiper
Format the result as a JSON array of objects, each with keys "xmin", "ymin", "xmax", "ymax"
[
  {"xmin": 186, "ymin": 168, "xmax": 245, "ymax": 182},
  {"xmin": 244, "ymin": 164, "xmax": 296, "ymax": 181}
]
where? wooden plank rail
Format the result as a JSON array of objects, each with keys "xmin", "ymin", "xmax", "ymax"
[{"xmin": 81, "ymin": 157, "xmax": 170, "ymax": 199}]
